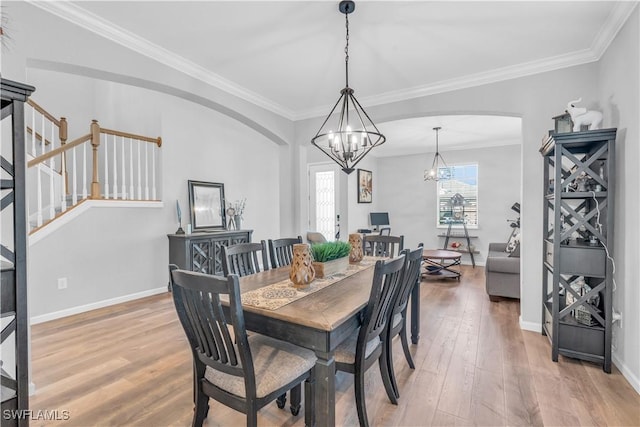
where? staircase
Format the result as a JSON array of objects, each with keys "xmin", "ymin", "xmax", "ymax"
[{"xmin": 25, "ymin": 99, "xmax": 162, "ymax": 234}]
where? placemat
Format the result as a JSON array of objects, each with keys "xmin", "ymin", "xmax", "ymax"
[{"xmin": 241, "ymin": 258, "xmax": 377, "ymax": 310}]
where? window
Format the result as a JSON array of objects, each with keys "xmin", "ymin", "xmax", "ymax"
[{"xmin": 437, "ymin": 164, "xmax": 478, "ymax": 227}]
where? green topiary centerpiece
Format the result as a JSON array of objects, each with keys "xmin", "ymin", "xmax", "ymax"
[
  {"xmin": 310, "ymin": 241, "xmax": 351, "ymax": 262},
  {"xmin": 311, "ymin": 241, "xmax": 351, "ymax": 278}
]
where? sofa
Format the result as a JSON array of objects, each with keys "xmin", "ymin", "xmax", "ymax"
[{"xmin": 485, "ymin": 242, "xmax": 520, "ymax": 301}]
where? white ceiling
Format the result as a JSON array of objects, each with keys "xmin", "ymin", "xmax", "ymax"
[{"xmin": 33, "ymin": 1, "xmax": 635, "ymax": 153}]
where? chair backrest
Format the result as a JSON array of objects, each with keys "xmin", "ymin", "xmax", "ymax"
[
  {"xmin": 363, "ymin": 235, "xmax": 404, "ymax": 258},
  {"xmin": 391, "ymin": 245, "xmax": 424, "ymax": 320},
  {"xmin": 268, "ymin": 236, "xmax": 303, "ymax": 268},
  {"xmin": 306, "ymin": 231, "xmax": 327, "ymax": 245},
  {"xmin": 169, "ymin": 266, "xmax": 256, "ymax": 392},
  {"xmin": 357, "ymin": 255, "xmax": 405, "ymax": 363},
  {"xmin": 222, "ymin": 241, "xmax": 269, "ymax": 277},
  {"xmin": 379, "ymin": 227, "xmax": 391, "ymax": 236}
]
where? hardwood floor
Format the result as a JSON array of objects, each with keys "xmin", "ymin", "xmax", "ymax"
[{"xmin": 30, "ymin": 266, "xmax": 639, "ymax": 426}]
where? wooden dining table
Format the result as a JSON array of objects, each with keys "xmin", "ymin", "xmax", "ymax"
[{"xmin": 233, "ymin": 259, "xmax": 422, "ymax": 427}]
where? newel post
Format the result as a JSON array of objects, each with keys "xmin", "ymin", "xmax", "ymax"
[{"xmin": 90, "ymin": 119, "xmax": 102, "ymax": 199}]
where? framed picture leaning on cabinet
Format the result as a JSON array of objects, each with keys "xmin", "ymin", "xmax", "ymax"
[{"xmin": 188, "ymin": 180, "xmax": 226, "ymax": 231}]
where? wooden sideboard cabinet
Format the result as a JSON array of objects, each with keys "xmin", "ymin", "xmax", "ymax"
[{"xmin": 168, "ymin": 230, "xmax": 253, "ymax": 276}]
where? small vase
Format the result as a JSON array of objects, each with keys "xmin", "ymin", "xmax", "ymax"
[
  {"xmin": 289, "ymin": 244, "xmax": 316, "ymax": 289},
  {"xmin": 349, "ymin": 233, "xmax": 363, "ymax": 264},
  {"xmin": 234, "ymin": 215, "xmax": 242, "ymax": 230}
]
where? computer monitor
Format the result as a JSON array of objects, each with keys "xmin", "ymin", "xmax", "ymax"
[{"xmin": 369, "ymin": 212, "xmax": 390, "ymax": 231}]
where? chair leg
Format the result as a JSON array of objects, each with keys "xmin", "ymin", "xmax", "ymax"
[
  {"xmin": 192, "ymin": 383, "xmax": 209, "ymax": 427},
  {"xmin": 246, "ymin": 406, "xmax": 258, "ymax": 427},
  {"xmin": 290, "ymin": 383, "xmax": 302, "ymax": 416},
  {"xmin": 354, "ymin": 369, "xmax": 370, "ymax": 427},
  {"xmin": 399, "ymin": 320, "xmax": 415, "ymax": 370},
  {"xmin": 304, "ymin": 371, "xmax": 315, "ymax": 427},
  {"xmin": 276, "ymin": 393, "xmax": 286, "ymax": 409},
  {"xmin": 380, "ymin": 341, "xmax": 398, "ymax": 404}
]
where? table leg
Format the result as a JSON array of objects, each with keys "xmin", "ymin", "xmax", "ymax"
[
  {"xmin": 410, "ymin": 276, "xmax": 420, "ymax": 344},
  {"xmin": 314, "ymin": 351, "xmax": 335, "ymax": 427}
]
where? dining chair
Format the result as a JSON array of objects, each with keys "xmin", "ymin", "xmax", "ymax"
[
  {"xmin": 169, "ymin": 266, "xmax": 316, "ymax": 427},
  {"xmin": 222, "ymin": 241, "xmax": 269, "ymax": 277},
  {"xmin": 363, "ymin": 234, "xmax": 404, "ymax": 258},
  {"xmin": 334, "ymin": 255, "xmax": 405, "ymax": 427},
  {"xmin": 268, "ymin": 236, "xmax": 303, "ymax": 268},
  {"xmin": 222, "ymin": 241, "xmax": 301, "ymax": 412},
  {"xmin": 381, "ymin": 244, "xmax": 423, "ymax": 404}
]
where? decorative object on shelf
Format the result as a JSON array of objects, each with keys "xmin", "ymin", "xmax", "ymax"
[
  {"xmin": 424, "ymin": 127, "xmax": 451, "ymax": 182},
  {"xmin": 311, "ymin": 241, "xmax": 351, "ymax": 278},
  {"xmin": 357, "ymin": 169, "xmax": 372, "ymax": 203},
  {"xmin": 348, "ymin": 233, "xmax": 364, "ymax": 263},
  {"xmin": 565, "ymin": 98, "xmax": 603, "ymax": 131},
  {"xmin": 552, "ymin": 112, "xmax": 573, "ymax": 133},
  {"xmin": 450, "ymin": 242, "xmax": 462, "ymax": 250},
  {"xmin": 188, "ymin": 180, "xmax": 226, "ymax": 231},
  {"xmin": 175, "ymin": 200, "xmax": 185, "ymax": 234},
  {"xmin": 226, "ymin": 198, "xmax": 246, "ymax": 230},
  {"xmin": 566, "ymin": 277, "xmax": 601, "ymax": 326},
  {"xmin": 311, "ymin": 0, "xmax": 385, "ymax": 174},
  {"xmin": 289, "ymin": 244, "xmax": 316, "ymax": 289}
]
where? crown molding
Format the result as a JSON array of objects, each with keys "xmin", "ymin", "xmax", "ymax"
[
  {"xmin": 591, "ymin": 1, "xmax": 638, "ymax": 58},
  {"xmin": 29, "ymin": 1, "xmax": 638, "ymax": 123},
  {"xmin": 26, "ymin": 0, "xmax": 297, "ymax": 120}
]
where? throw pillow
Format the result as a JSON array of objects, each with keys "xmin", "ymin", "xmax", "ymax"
[{"xmin": 506, "ymin": 232, "xmax": 520, "ymax": 253}]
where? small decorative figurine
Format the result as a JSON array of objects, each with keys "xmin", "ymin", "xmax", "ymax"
[
  {"xmin": 289, "ymin": 244, "xmax": 316, "ymax": 289},
  {"xmin": 565, "ymin": 98, "xmax": 603, "ymax": 132},
  {"xmin": 348, "ymin": 233, "xmax": 364, "ymax": 263}
]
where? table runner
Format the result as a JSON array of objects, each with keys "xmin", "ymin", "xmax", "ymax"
[{"xmin": 241, "ymin": 257, "xmax": 378, "ymax": 310}]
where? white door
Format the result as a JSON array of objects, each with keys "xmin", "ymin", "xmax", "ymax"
[{"xmin": 309, "ymin": 164, "xmax": 341, "ymax": 241}]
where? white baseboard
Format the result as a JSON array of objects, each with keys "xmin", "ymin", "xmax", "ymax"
[
  {"xmin": 519, "ymin": 316, "xmax": 542, "ymax": 332},
  {"xmin": 30, "ymin": 286, "xmax": 168, "ymax": 325},
  {"xmin": 613, "ymin": 353, "xmax": 640, "ymax": 395}
]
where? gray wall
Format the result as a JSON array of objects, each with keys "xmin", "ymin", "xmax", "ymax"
[
  {"xmin": 597, "ymin": 5, "xmax": 640, "ymax": 390},
  {"xmin": 376, "ymin": 143, "xmax": 521, "ymax": 265}
]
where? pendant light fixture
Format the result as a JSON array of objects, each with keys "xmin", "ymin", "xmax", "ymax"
[
  {"xmin": 424, "ymin": 126, "xmax": 451, "ymax": 181},
  {"xmin": 311, "ymin": 0, "xmax": 385, "ymax": 175}
]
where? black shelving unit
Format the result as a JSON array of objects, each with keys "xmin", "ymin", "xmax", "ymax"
[
  {"xmin": 1, "ymin": 78, "xmax": 35, "ymax": 426},
  {"xmin": 540, "ymin": 128, "xmax": 616, "ymax": 373}
]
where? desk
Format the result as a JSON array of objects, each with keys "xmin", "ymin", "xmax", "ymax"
[
  {"xmin": 234, "ymin": 260, "xmax": 421, "ymax": 427},
  {"xmin": 422, "ymin": 249, "xmax": 462, "ymax": 280}
]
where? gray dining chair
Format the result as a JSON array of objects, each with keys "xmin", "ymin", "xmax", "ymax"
[
  {"xmin": 222, "ymin": 241, "xmax": 269, "ymax": 277},
  {"xmin": 381, "ymin": 245, "xmax": 423, "ymax": 404},
  {"xmin": 268, "ymin": 236, "xmax": 303, "ymax": 268},
  {"xmin": 334, "ymin": 255, "xmax": 405, "ymax": 427},
  {"xmin": 222, "ymin": 241, "xmax": 302, "ymax": 412},
  {"xmin": 363, "ymin": 234, "xmax": 404, "ymax": 258},
  {"xmin": 169, "ymin": 266, "xmax": 316, "ymax": 427}
]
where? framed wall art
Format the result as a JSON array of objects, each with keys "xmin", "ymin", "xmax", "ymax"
[
  {"xmin": 188, "ymin": 180, "xmax": 226, "ymax": 231},
  {"xmin": 357, "ymin": 169, "xmax": 372, "ymax": 203}
]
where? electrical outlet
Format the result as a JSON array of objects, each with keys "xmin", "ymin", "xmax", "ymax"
[{"xmin": 57, "ymin": 277, "xmax": 68, "ymax": 290}]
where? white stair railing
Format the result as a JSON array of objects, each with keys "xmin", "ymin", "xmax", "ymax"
[{"xmin": 25, "ymin": 101, "xmax": 162, "ymax": 233}]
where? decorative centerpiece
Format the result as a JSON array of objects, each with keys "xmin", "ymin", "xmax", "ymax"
[
  {"xmin": 289, "ymin": 243, "xmax": 316, "ymax": 289},
  {"xmin": 226, "ymin": 198, "xmax": 246, "ymax": 230},
  {"xmin": 311, "ymin": 241, "xmax": 351, "ymax": 278},
  {"xmin": 348, "ymin": 233, "xmax": 363, "ymax": 264}
]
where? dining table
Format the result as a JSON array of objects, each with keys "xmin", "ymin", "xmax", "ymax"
[{"xmin": 230, "ymin": 257, "xmax": 422, "ymax": 427}]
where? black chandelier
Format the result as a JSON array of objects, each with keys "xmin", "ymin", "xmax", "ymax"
[
  {"xmin": 311, "ymin": 0, "xmax": 385, "ymax": 175},
  {"xmin": 424, "ymin": 126, "xmax": 451, "ymax": 181}
]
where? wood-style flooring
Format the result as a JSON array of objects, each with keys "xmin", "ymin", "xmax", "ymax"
[{"xmin": 30, "ymin": 266, "xmax": 640, "ymax": 426}]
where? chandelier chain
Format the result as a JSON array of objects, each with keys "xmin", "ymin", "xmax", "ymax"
[{"xmin": 344, "ymin": 11, "xmax": 350, "ymax": 87}]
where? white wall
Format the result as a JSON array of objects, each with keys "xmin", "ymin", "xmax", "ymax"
[
  {"xmin": 377, "ymin": 143, "xmax": 521, "ymax": 264},
  {"xmin": 24, "ymin": 71, "xmax": 282, "ymax": 318},
  {"xmin": 597, "ymin": 5, "xmax": 640, "ymax": 392}
]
